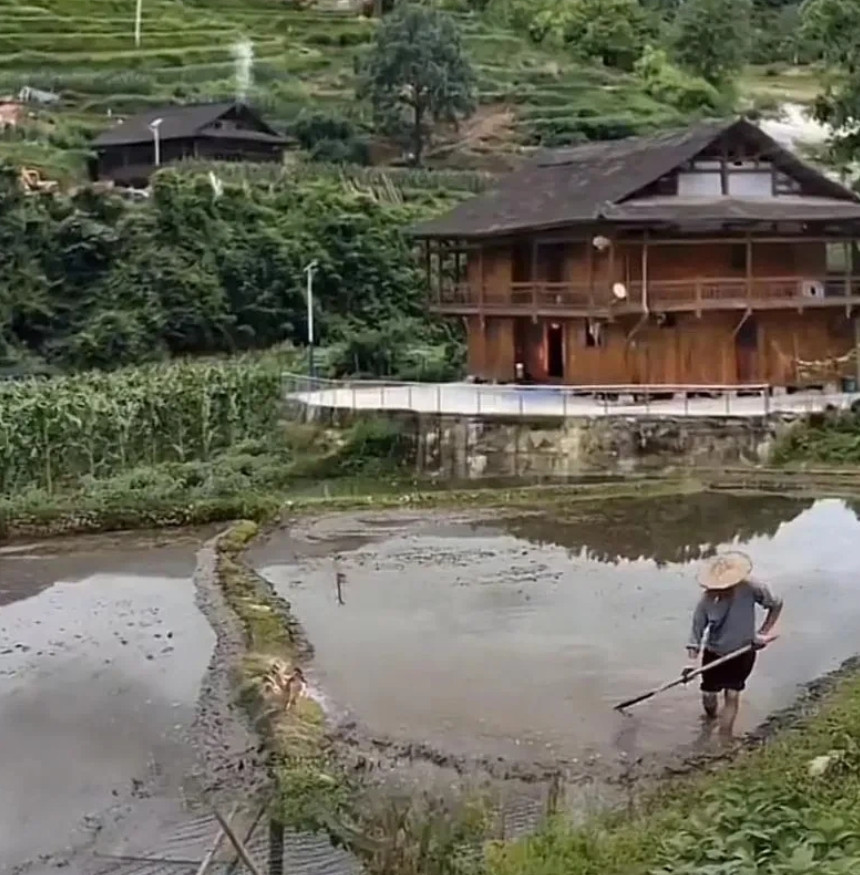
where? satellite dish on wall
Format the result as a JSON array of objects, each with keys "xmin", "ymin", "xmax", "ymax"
[
  {"xmin": 592, "ymin": 235, "xmax": 611, "ymax": 251},
  {"xmin": 612, "ymin": 282, "xmax": 628, "ymax": 300}
]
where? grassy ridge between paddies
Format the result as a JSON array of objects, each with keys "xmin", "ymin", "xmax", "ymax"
[
  {"xmin": 216, "ymin": 521, "xmax": 350, "ymax": 833},
  {"xmin": 489, "ymin": 666, "xmax": 860, "ymax": 875},
  {"xmin": 216, "ymin": 519, "xmax": 497, "ymax": 874}
]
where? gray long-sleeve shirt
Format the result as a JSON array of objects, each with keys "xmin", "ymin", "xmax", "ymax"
[{"xmin": 688, "ymin": 579, "xmax": 782, "ymax": 656}]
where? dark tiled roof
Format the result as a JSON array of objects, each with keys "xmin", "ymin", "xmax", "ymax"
[
  {"xmin": 412, "ymin": 118, "xmax": 860, "ymax": 238},
  {"xmin": 93, "ymin": 101, "xmax": 285, "ymax": 147},
  {"xmin": 604, "ymin": 196, "xmax": 860, "ymax": 223},
  {"xmin": 199, "ymin": 127, "xmax": 286, "ymax": 144}
]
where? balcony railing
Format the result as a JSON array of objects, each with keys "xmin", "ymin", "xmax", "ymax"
[{"xmin": 432, "ymin": 277, "xmax": 860, "ymax": 312}]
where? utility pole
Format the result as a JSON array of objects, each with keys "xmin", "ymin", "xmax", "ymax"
[
  {"xmin": 134, "ymin": 0, "xmax": 143, "ymax": 47},
  {"xmin": 304, "ymin": 260, "xmax": 318, "ymax": 380},
  {"xmin": 149, "ymin": 117, "xmax": 163, "ymax": 167}
]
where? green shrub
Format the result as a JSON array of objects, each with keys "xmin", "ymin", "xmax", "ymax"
[
  {"xmin": 338, "ymin": 417, "xmax": 413, "ymax": 472},
  {"xmin": 634, "ymin": 45, "xmax": 722, "ymax": 113},
  {"xmin": 291, "ymin": 109, "xmax": 370, "ymax": 164},
  {"xmin": 772, "ymin": 408, "xmax": 860, "ymax": 465}
]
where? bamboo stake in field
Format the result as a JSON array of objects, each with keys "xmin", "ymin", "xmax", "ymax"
[{"xmin": 214, "ymin": 807, "xmax": 264, "ymax": 875}]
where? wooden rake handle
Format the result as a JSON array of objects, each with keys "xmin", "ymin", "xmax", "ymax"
[{"xmin": 613, "ymin": 643, "xmax": 755, "ymax": 712}]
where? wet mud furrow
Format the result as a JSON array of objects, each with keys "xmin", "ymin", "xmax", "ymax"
[{"xmin": 189, "ymin": 535, "xmax": 269, "ymax": 799}]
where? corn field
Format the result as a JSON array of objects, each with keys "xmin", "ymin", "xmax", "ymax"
[{"xmin": 0, "ymin": 359, "xmax": 283, "ymax": 494}]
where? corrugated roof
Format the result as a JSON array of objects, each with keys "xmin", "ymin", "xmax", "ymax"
[
  {"xmin": 412, "ymin": 118, "xmax": 860, "ymax": 238},
  {"xmin": 93, "ymin": 101, "xmax": 285, "ymax": 147}
]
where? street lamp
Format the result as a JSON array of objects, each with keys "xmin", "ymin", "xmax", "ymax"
[
  {"xmin": 149, "ymin": 117, "xmax": 163, "ymax": 168},
  {"xmin": 304, "ymin": 260, "xmax": 318, "ymax": 380},
  {"xmin": 134, "ymin": 0, "xmax": 143, "ymax": 46}
]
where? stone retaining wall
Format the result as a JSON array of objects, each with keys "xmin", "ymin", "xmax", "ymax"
[{"xmin": 303, "ymin": 406, "xmax": 794, "ymax": 478}]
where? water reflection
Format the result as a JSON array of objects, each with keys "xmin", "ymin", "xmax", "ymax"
[{"xmin": 489, "ymin": 493, "xmax": 814, "ymax": 566}]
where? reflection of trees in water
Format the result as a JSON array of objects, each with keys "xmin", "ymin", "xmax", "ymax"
[
  {"xmin": 845, "ymin": 500, "xmax": 860, "ymax": 524},
  {"xmin": 498, "ymin": 493, "xmax": 814, "ymax": 567}
]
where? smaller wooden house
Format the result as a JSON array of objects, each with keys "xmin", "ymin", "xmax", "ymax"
[
  {"xmin": 90, "ymin": 101, "xmax": 287, "ymax": 186},
  {"xmin": 412, "ymin": 118, "xmax": 860, "ymax": 389}
]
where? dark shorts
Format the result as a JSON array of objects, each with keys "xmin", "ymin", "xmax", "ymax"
[{"xmin": 700, "ymin": 648, "xmax": 756, "ymax": 693}]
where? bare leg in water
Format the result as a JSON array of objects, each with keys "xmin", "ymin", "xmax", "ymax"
[
  {"xmin": 702, "ymin": 691, "xmax": 718, "ymax": 720},
  {"xmin": 720, "ymin": 690, "xmax": 740, "ymax": 736}
]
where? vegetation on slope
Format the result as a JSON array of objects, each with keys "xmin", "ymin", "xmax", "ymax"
[
  {"xmin": 0, "ymin": 163, "xmax": 464, "ymax": 376},
  {"xmin": 0, "ymin": 0, "xmax": 823, "ymax": 179},
  {"xmin": 772, "ymin": 406, "xmax": 860, "ymax": 465}
]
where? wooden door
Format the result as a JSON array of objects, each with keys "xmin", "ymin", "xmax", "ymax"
[
  {"xmin": 546, "ymin": 322, "xmax": 565, "ymax": 380},
  {"xmin": 735, "ymin": 317, "xmax": 758, "ymax": 383}
]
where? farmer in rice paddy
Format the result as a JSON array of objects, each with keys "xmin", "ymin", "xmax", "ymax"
[{"xmin": 686, "ymin": 552, "xmax": 783, "ymax": 735}]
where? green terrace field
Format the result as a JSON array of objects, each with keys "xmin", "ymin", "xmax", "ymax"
[{"xmin": 0, "ymin": 0, "xmax": 695, "ymax": 179}]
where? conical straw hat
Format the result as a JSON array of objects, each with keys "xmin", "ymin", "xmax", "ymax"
[{"xmin": 697, "ymin": 551, "xmax": 752, "ymax": 590}]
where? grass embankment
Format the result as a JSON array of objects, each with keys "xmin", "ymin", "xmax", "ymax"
[
  {"xmin": 215, "ymin": 519, "xmax": 493, "ymax": 872},
  {"xmin": 490, "ymin": 662, "xmax": 860, "ymax": 875},
  {"xmin": 771, "ymin": 407, "xmax": 860, "ymax": 467},
  {"xmin": 216, "ymin": 520, "xmax": 349, "ymax": 832}
]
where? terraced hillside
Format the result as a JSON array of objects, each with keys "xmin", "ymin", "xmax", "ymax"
[{"xmin": 0, "ymin": 0, "xmax": 691, "ymax": 179}]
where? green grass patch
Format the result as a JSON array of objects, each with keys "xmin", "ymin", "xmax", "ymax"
[
  {"xmin": 489, "ymin": 660, "xmax": 860, "ymax": 875},
  {"xmin": 215, "ymin": 519, "xmax": 348, "ymax": 834},
  {"xmin": 741, "ymin": 64, "xmax": 823, "ymax": 106},
  {"xmin": 771, "ymin": 408, "xmax": 860, "ymax": 465}
]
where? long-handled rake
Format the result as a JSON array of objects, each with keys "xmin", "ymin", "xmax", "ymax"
[{"xmin": 613, "ymin": 643, "xmax": 755, "ymax": 712}]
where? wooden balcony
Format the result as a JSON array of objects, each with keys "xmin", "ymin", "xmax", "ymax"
[{"xmin": 430, "ymin": 277, "xmax": 860, "ymax": 317}]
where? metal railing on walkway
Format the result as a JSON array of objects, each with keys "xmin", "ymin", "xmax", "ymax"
[{"xmin": 283, "ymin": 374, "xmax": 860, "ymax": 419}]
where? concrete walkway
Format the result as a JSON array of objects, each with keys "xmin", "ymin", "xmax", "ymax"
[{"xmin": 288, "ymin": 382, "xmax": 860, "ymax": 419}]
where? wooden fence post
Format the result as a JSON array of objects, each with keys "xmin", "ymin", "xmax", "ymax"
[{"xmin": 268, "ymin": 817, "xmax": 285, "ymax": 875}]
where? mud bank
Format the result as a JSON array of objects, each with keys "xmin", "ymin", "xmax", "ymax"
[
  {"xmin": 0, "ymin": 529, "xmax": 216, "ymax": 873},
  {"xmin": 250, "ymin": 493, "xmax": 860, "ymax": 792}
]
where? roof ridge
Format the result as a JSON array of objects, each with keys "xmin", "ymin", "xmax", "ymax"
[{"xmin": 535, "ymin": 117, "xmax": 736, "ymax": 168}]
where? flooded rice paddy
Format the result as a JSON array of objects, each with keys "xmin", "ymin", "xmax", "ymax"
[
  {"xmin": 4, "ymin": 491, "xmax": 860, "ymax": 871},
  {"xmin": 251, "ymin": 494, "xmax": 860, "ymax": 770},
  {"xmin": 0, "ymin": 529, "xmax": 215, "ymax": 874}
]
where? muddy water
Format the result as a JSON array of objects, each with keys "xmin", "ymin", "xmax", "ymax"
[
  {"xmin": 251, "ymin": 495, "xmax": 860, "ymax": 771},
  {"xmin": 0, "ymin": 530, "xmax": 215, "ymax": 873}
]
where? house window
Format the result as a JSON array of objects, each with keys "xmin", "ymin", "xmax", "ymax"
[
  {"xmin": 584, "ymin": 319, "xmax": 604, "ymax": 348},
  {"xmin": 826, "ymin": 242, "xmax": 848, "ymax": 273},
  {"xmin": 511, "ymin": 242, "xmax": 532, "ymax": 283},
  {"xmin": 730, "ymin": 244, "xmax": 747, "ymax": 272},
  {"xmin": 541, "ymin": 243, "xmax": 567, "ymax": 283},
  {"xmin": 728, "ymin": 170, "xmax": 773, "ymax": 197},
  {"xmin": 677, "ymin": 170, "xmax": 722, "ymax": 197}
]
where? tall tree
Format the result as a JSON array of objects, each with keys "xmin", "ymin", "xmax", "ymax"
[
  {"xmin": 672, "ymin": 0, "xmax": 753, "ymax": 87},
  {"xmin": 801, "ymin": 0, "xmax": 860, "ymax": 165},
  {"xmin": 357, "ymin": 2, "xmax": 477, "ymax": 166}
]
